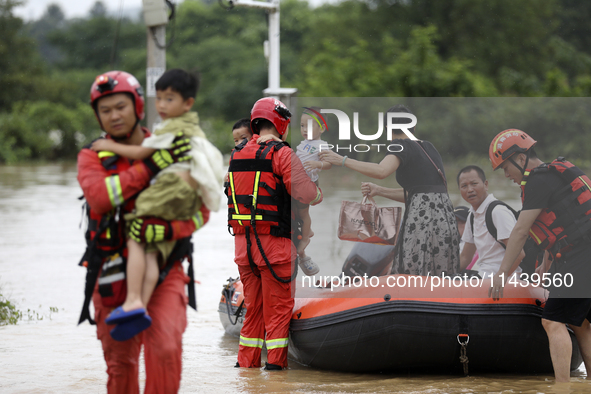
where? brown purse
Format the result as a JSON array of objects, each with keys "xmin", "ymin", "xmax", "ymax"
[{"xmin": 337, "ymin": 196, "xmax": 402, "ymax": 245}]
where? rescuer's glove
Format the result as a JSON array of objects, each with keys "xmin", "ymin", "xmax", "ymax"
[
  {"xmin": 129, "ymin": 217, "xmax": 173, "ymax": 243},
  {"xmin": 143, "ymin": 132, "xmax": 191, "ymax": 175}
]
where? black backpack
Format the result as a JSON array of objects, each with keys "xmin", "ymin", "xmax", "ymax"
[{"xmin": 468, "ymin": 200, "xmax": 542, "ymax": 274}]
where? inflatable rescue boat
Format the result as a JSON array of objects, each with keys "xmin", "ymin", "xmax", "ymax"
[{"xmin": 219, "ymin": 244, "xmax": 583, "ymax": 373}]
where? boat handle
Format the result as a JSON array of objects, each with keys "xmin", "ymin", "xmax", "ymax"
[{"xmin": 457, "ymin": 334, "xmax": 469, "ymax": 345}]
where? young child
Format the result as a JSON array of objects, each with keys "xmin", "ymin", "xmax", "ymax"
[
  {"xmin": 91, "ymin": 69, "xmax": 224, "ymax": 340},
  {"xmin": 294, "ymin": 107, "xmax": 331, "ymax": 275},
  {"xmin": 232, "ymin": 118, "xmax": 253, "ymax": 146}
]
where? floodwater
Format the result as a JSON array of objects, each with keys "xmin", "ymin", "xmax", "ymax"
[{"xmin": 0, "ymin": 164, "xmax": 590, "ymax": 394}]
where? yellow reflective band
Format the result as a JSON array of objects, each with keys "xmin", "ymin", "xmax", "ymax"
[
  {"xmin": 232, "ymin": 214, "xmax": 263, "ymax": 220},
  {"xmin": 266, "ymin": 338, "xmax": 288, "ymax": 349},
  {"xmin": 104, "ymin": 175, "xmax": 123, "ymax": 207},
  {"xmin": 228, "ymin": 172, "xmax": 243, "ymax": 226},
  {"xmin": 192, "ymin": 210, "xmax": 204, "ymax": 230},
  {"xmin": 98, "ymin": 151, "xmax": 115, "ymax": 159},
  {"xmin": 239, "ymin": 336, "xmax": 264, "ymax": 348},
  {"xmin": 310, "ymin": 186, "xmax": 322, "ymax": 205},
  {"xmin": 579, "ymin": 176, "xmax": 591, "ymax": 191},
  {"xmin": 529, "ymin": 228, "xmax": 542, "ymax": 244},
  {"xmin": 105, "ymin": 227, "xmax": 111, "ymax": 239},
  {"xmin": 252, "ymin": 171, "xmax": 261, "ymax": 208},
  {"xmin": 520, "ymin": 171, "xmax": 530, "ymax": 186},
  {"xmin": 492, "ymin": 130, "xmax": 516, "ymax": 154}
]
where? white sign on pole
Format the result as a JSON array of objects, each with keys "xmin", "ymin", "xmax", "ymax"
[{"xmin": 146, "ymin": 67, "xmax": 166, "ymax": 97}]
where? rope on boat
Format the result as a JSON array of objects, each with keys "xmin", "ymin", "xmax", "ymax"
[
  {"xmin": 458, "ymin": 334, "xmax": 469, "ymax": 375},
  {"xmin": 222, "ymin": 278, "xmax": 245, "ymax": 325}
]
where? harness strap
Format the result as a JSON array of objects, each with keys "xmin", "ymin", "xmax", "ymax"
[
  {"xmin": 158, "ymin": 237, "xmax": 197, "ymax": 310},
  {"xmin": 231, "ymin": 194, "xmax": 276, "ymax": 206},
  {"xmin": 78, "ymin": 216, "xmax": 111, "ymax": 325},
  {"xmin": 251, "ymin": 221, "xmax": 297, "ymax": 283},
  {"xmin": 245, "ymin": 227, "xmax": 261, "ymax": 278}
]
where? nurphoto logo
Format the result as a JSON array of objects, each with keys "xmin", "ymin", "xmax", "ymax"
[{"xmin": 304, "ymin": 109, "xmax": 418, "ymax": 153}]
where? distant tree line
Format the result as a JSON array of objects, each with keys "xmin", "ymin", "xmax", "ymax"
[{"xmin": 2, "ymin": 0, "xmax": 591, "ymax": 163}]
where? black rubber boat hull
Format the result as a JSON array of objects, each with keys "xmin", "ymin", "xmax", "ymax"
[{"xmin": 289, "ymin": 300, "xmax": 582, "ymax": 373}]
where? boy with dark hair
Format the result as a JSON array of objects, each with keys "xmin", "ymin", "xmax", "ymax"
[
  {"xmin": 155, "ymin": 68, "xmax": 199, "ymax": 99},
  {"xmin": 232, "ymin": 118, "xmax": 253, "ymax": 146},
  {"xmin": 91, "ymin": 68, "xmax": 224, "ymax": 340}
]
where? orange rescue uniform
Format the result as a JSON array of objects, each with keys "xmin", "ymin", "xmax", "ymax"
[
  {"xmin": 229, "ymin": 135, "xmax": 322, "ymax": 368},
  {"xmin": 77, "ymin": 130, "xmax": 208, "ymax": 393}
]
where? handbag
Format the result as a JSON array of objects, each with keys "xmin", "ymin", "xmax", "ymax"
[{"xmin": 338, "ymin": 196, "xmax": 402, "ymax": 245}]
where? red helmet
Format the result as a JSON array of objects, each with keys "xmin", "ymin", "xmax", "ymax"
[
  {"xmin": 90, "ymin": 71, "xmax": 145, "ymax": 125},
  {"xmin": 489, "ymin": 129, "xmax": 537, "ymax": 170},
  {"xmin": 250, "ymin": 97, "xmax": 291, "ymax": 136}
]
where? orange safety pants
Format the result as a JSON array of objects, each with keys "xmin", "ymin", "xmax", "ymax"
[
  {"xmin": 92, "ymin": 262, "xmax": 189, "ymax": 394},
  {"xmin": 235, "ymin": 233, "xmax": 294, "ymax": 368}
]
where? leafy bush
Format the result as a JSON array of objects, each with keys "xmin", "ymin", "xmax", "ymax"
[
  {"xmin": 0, "ymin": 293, "xmax": 20, "ymax": 326},
  {"xmin": 0, "ymin": 101, "xmax": 98, "ymax": 163}
]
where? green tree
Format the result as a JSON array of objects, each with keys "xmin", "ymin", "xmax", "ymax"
[
  {"xmin": 0, "ymin": 101, "xmax": 97, "ymax": 163},
  {"xmin": 26, "ymin": 3, "xmax": 65, "ymax": 64},
  {"xmin": 47, "ymin": 4, "xmax": 144, "ymax": 70},
  {"xmin": 0, "ymin": 0, "xmax": 46, "ymax": 111}
]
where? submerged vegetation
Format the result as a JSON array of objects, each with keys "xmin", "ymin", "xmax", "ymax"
[
  {"xmin": 0, "ymin": 286, "xmax": 60, "ymax": 325},
  {"xmin": 0, "ymin": 293, "xmax": 20, "ymax": 326},
  {"xmin": 2, "ymin": 0, "xmax": 591, "ymax": 161}
]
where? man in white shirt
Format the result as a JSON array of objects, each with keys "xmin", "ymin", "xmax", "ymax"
[{"xmin": 457, "ymin": 165, "xmax": 524, "ymax": 279}]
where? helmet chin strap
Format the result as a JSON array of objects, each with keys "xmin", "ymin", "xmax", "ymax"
[{"xmin": 508, "ymin": 151, "xmax": 530, "ymax": 176}]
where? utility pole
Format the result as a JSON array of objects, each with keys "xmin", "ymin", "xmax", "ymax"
[
  {"xmin": 142, "ymin": 0, "xmax": 169, "ymax": 130},
  {"xmin": 232, "ymin": 0, "xmax": 298, "ymax": 119}
]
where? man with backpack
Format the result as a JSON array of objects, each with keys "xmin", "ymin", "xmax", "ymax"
[{"xmin": 457, "ymin": 165, "xmax": 524, "ymax": 278}]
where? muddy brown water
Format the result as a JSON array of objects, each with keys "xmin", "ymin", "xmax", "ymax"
[{"xmin": 0, "ymin": 164, "xmax": 589, "ymax": 393}]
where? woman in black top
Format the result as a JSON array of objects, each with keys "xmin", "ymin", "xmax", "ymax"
[{"xmin": 319, "ymin": 105, "xmax": 460, "ymax": 276}]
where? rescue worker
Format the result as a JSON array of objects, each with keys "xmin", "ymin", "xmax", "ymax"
[
  {"xmin": 488, "ymin": 129, "xmax": 591, "ymax": 382},
  {"xmin": 77, "ymin": 70, "xmax": 209, "ymax": 393},
  {"xmin": 227, "ymin": 98, "xmax": 323, "ymax": 370}
]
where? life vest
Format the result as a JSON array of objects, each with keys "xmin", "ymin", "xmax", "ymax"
[
  {"xmin": 84, "ymin": 151, "xmax": 130, "ymax": 252},
  {"xmin": 521, "ymin": 157, "xmax": 591, "ymax": 254},
  {"xmin": 78, "ymin": 150, "xmax": 131, "ymax": 323},
  {"xmin": 226, "ymin": 139, "xmax": 291, "ymax": 239}
]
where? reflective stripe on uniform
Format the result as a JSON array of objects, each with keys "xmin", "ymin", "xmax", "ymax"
[
  {"xmin": 252, "ymin": 171, "xmax": 261, "ymax": 208},
  {"xmin": 102, "ymin": 255, "xmax": 124, "ymax": 270},
  {"xmin": 580, "ymin": 176, "xmax": 591, "ymax": 191},
  {"xmin": 521, "ymin": 171, "xmax": 530, "ymax": 186},
  {"xmin": 239, "ymin": 335, "xmax": 264, "ymax": 348},
  {"xmin": 232, "ymin": 214, "xmax": 263, "ymax": 221},
  {"xmin": 310, "ymin": 186, "xmax": 322, "ymax": 205},
  {"xmin": 266, "ymin": 337, "xmax": 288, "ymax": 349},
  {"xmin": 192, "ymin": 210, "xmax": 204, "ymax": 230},
  {"xmin": 228, "ymin": 172, "xmax": 243, "ymax": 226},
  {"xmin": 98, "ymin": 151, "xmax": 116, "ymax": 159},
  {"xmin": 105, "ymin": 175, "xmax": 123, "ymax": 207},
  {"xmin": 529, "ymin": 229, "xmax": 542, "ymax": 244},
  {"xmin": 97, "ymin": 272, "xmax": 125, "ymax": 285}
]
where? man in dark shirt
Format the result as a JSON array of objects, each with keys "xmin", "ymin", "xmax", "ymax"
[{"xmin": 488, "ymin": 129, "xmax": 591, "ymax": 382}]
